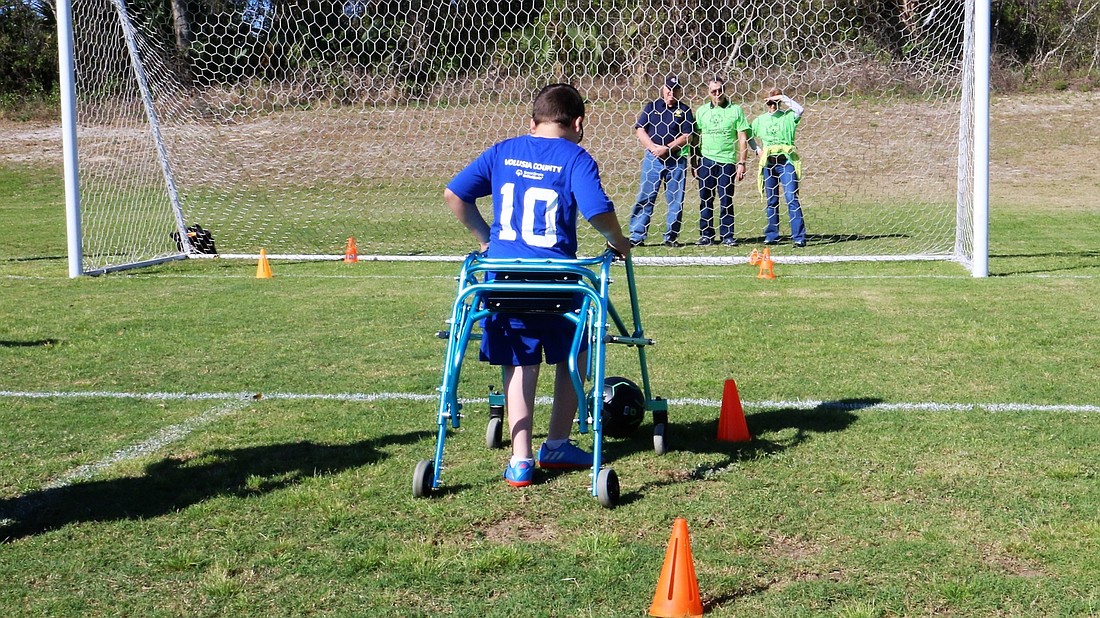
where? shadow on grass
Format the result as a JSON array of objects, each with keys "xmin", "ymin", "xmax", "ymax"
[
  {"xmin": 604, "ymin": 398, "xmax": 878, "ymax": 508},
  {"xmin": 0, "ymin": 430, "xmax": 430, "ymax": 543},
  {"xmin": 734, "ymin": 233, "xmax": 909, "ymax": 247},
  {"xmin": 0, "ymin": 338, "xmax": 59, "ymax": 347},
  {"xmin": 0, "ymin": 255, "xmax": 66, "ymax": 263},
  {"xmin": 990, "ymin": 249, "xmax": 1100, "ymax": 276},
  {"xmin": 647, "ymin": 233, "xmax": 909, "ymax": 249}
]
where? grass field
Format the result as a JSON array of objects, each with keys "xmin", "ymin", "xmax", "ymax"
[{"xmin": 1, "ymin": 93, "xmax": 1099, "ymax": 617}]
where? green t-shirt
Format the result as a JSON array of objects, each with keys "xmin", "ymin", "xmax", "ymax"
[
  {"xmin": 749, "ymin": 109, "xmax": 800, "ymax": 149},
  {"xmin": 694, "ymin": 102, "xmax": 750, "ymax": 164}
]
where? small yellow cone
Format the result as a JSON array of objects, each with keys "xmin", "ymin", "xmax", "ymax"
[{"xmin": 256, "ymin": 248, "xmax": 273, "ymax": 278}]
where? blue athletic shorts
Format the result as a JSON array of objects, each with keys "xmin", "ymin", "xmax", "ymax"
[{"xmin": 479, "ymin": 316, "xmax": 586, "ymax": 366}]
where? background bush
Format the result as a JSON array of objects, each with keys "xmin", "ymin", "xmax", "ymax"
[{"xmin": 2, "ymin": 0, "xmax": 1097, "ymax": 119}]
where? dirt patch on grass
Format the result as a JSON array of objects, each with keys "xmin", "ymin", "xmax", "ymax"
[
  {"xmin": 990, "ymin": 91, "xmax": 1100, "ymax": 210},
  {"xmin": 765, "ymin": 533, "xmax": 823, "ymax": 561},
  {"xmin": 980, "ymin": 543, "xmax": 1045, "ymax": 578},
  {"xmin": 479, "ymin": 514, "xmax": 559, "ymax": 544},
  {"xmin": 0, "ymin": 121, "xmax": 61, "ymax": 164},
  {"xmin": 4, "ymin": 92, "xmax": 1096, "ymax": 209}
]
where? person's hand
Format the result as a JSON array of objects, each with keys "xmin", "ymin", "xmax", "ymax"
[{"xmin": 607, "ymin": 236, "xmax": 631, "ymax": 260}]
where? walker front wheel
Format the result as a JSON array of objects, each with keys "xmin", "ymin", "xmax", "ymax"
[
  {"xmin": 485, "ymin": 417, "xmax": 504, "ymax": 449},
  {"xmin": 596, "ymin": 468, "xmax": 620, "ymax": 509},
  {"xmin": 653, "ymin": 422, "xmax": 668, "ymax": 456},
  {"xmin": 412, "ymin": 459, "xmax": 434, "ymax": 498}
]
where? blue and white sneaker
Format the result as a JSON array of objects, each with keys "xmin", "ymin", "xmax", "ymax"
[
  {"xmin": 504, "ymin": 459, "xmax": 535, "ymax": 487},
  {"xmin": 536, "ymin": 441, "xmax": 592, "ymax": 470}
]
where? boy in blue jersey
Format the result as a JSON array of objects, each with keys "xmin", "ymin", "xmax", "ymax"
[{"xmin": 444, "ymin": 83, "xmax": 632, "ymax": 487}]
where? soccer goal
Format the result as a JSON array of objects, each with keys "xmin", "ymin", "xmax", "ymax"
[{"xmin": 58, "ymin": 0, "xmax": 989, "ymax": 276}]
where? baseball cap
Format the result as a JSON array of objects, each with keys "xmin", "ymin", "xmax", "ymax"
[{"xmin": 664, "ymin": 75, "xmax": 681, "ymax": 90}]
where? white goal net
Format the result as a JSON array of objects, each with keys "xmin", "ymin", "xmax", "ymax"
[{"xmin": 62, "ymin": 0, "xmax": 984, "ymax": 274}]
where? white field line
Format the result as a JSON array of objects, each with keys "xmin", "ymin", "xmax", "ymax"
[
  {"xmin": 0, "ymin": 397, "xmax": 252, "ymax": 526},
  {"xmin": 40, "ymin": 397, "xmax": 252, "ymax": 490},
  {"xmin": 0, "ymin": 390, "xmax": 437, "ymax": 403},
  {"xmin": 671, "ymin": 397, "xmax": 1100, "ymax": 414},
  {"xmin": 3, "ymin": 388, "xmax": 1099, "ymax": 413}
]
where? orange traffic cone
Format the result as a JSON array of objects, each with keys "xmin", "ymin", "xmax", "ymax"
[
  {"xmin": 256, "ymin": 248, "xmax": 273, "ymax": 279},
  {"xmin": 756, "ymin": 248, "xmax": 776, "ymax": 279},
  {"xmin": 343, "ymin": 237, "xmax": 359, "ymax": 263},
  {"xmin": 748, "ymin": 248, "xmax": 762, "ymax": 266},
  {"xmin": 649, "ymin": 518, "xmax": 704, "ymax": 618},
  {"xmin": 717, "ymin": 379, "xmax": 751, "ymax": 442}
]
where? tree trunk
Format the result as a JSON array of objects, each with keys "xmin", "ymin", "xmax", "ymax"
[{"xmin": 171, "ymin": 0, "xmax": 191, "ymax": 52}]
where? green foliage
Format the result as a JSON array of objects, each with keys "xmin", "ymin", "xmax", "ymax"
[
  {"xmin": 0, "ymin": 91, "xmax": 59, "ymax": 122},
  {"xmin": 0, "ymin": 0, "xmax": 58, "ymax": 99},
  {"xmin": 992, "ymin": 0, "xmax": 1100, "ymax": 72},
  {"xmin": 3, "ymin": 0, "xmax": 1099, "ymax": 109},
  {"xmin": 492, "ymin": 1, "xmax": 622, "ymax": 76}
]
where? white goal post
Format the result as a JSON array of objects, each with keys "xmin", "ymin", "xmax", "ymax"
[{"xmin": 59, "ymin": 0, "xmax": 989, "ymax": 276}]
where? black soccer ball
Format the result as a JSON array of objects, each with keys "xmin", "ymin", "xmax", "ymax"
[{"xmin": 598, "ymin": 376, "xmax": 646, "ymax": 438}]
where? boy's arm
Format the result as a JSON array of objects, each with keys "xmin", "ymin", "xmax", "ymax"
[
  {"xmin": 588, "ymin": 211, "xmax": 631, "ymax": 257},
  {"xmin": 444, "ymin": 188, "xmax": 490, "ymax": 252}
]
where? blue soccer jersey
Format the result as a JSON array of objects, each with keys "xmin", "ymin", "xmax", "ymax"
[{"xmin": 446, "ymin": 135, "xmax": 614, "ymax": 259}]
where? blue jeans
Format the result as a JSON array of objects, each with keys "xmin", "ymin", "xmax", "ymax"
[
  {"xmin": 629, "ymin": 151, "xmax": 686, "ymax": 243},
  {"xmin": 762, "ymin": 160, "xmax": 806, "ymax": 244},
  {"xmin": 697, "ymin": 158, "xmax": 737, "ymax": 241}
]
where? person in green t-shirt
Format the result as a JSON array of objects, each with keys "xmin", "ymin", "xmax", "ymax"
[
  {"xmin": 690, "ymin": 78, "xmax": 750, "ymax": 247},
  {"xmin": 748, "ymin": 87, "xmax": 808, "ymax": 247}
]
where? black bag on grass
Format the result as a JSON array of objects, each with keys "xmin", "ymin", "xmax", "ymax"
[{"xmin": 171, "ymin": 224, "xmax": 218, "ymax": 255}]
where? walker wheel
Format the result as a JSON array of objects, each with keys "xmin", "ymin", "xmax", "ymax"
[
  {"xmin": 412, "ymin": 459, "xmax": 434, "ymax": 498},
  {"xmin": 485, "ymin": 417, "xmax": 504, "ymax": 449},
  {"xmin": 653, "ymin": 422, "xmax": 668, "ymax": 456},
  {"xmin": 596, "ymin": 468, "xmax": 620, "ymax": 509}
]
